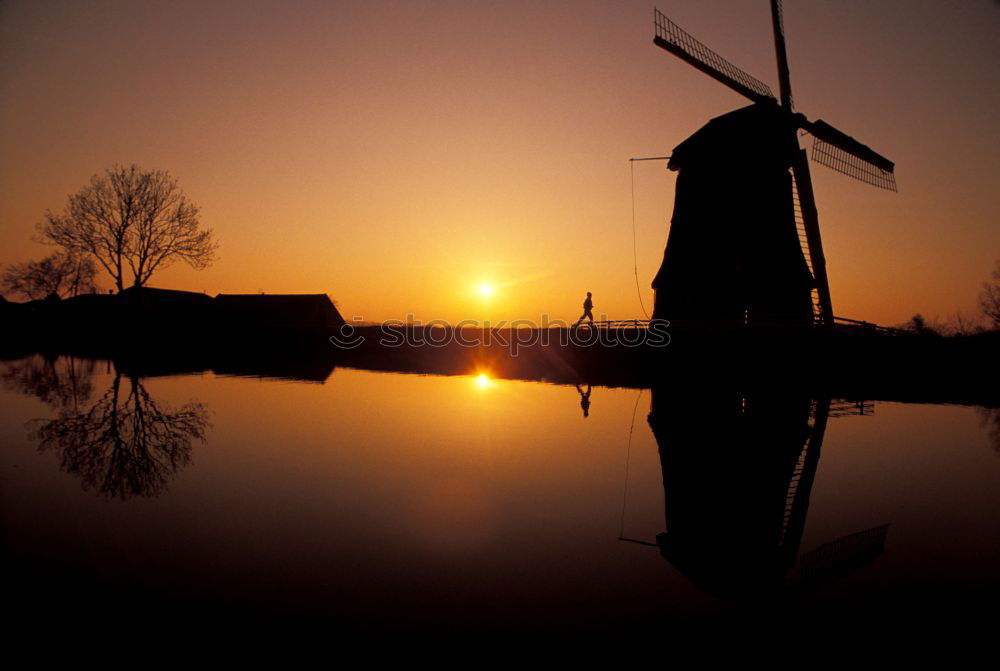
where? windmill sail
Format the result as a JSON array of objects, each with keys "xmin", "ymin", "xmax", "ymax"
[
  {"xmin": 654, "ymin": 8, "xmax": 776, "ymax": 105},
  {"xmin": 804, "ymin": 119, "xmax": 897, "ymax": 191},
  {"xmin": 769, "ymin": 0, "xmax": 794, "ymax": 109}
]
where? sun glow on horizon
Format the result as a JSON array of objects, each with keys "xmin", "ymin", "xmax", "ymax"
[{"xmin": 474, "ymin": 373, "xmax": 493, "ymax": 390}]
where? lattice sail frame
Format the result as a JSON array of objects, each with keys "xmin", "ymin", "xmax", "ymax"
[
  {"xmin": 811, "ymin": 136, "xmax": 897, "ymax": 192},
  {"xmin": 654, "ymin": 8, "xmax": 776, "ymax": 102}
]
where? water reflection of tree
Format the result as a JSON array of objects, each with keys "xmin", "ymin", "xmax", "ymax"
[
  {"xmin": 30, "ymin": 372, "xmax": 209, "ymax": 500},
  {"xmin": 0, "ymin": 355, "xmax": 97, "ymax": 411},
  {"xmin": 978, "ymin": 406, "xmax": 1000, "ymax": 455}
]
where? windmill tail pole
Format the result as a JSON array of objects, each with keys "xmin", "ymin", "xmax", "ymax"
[
  {"xmin": 769, "ymin": 0, "xmax": 794, "ymax": 109},
  {"xmin": 792, "ymin": 149, "xmax": 835, "ymax": 325}
]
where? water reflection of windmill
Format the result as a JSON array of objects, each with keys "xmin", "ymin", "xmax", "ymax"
[
  {"xmin": 649, "ymin": 2, "xmax": 896, "ymax": 326},
  {"xmin": 629, "ymin": 387, "xmax": 888, "ymax": 599}
]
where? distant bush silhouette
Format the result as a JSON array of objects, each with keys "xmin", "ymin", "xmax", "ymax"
[{"xmin": 900, "ymin": 313, "xmax": 942, "ymax": 336}]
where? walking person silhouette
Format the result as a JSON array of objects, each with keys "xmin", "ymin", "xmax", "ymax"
[{"xmin": 575, "ymin": 292, "xmax": 594, "ymax": 326}]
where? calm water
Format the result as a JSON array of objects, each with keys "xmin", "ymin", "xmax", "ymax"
[{"xmin": 2, "ymin": 355, "xmax": 999, "ymax": 642}]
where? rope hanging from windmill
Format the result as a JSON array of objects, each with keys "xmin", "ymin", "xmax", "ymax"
[{"xmin": 627, "ymin": 155, "xmax": 670, "ymax": 321}]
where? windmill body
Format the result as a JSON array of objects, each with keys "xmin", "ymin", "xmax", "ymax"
[
  {"xmin": 649, "ymin": 2, "xmax": 896, "ymax": 327},
  {"xmin": 652, "ymin": 102, "xmax": 814, "ymax": 324}
]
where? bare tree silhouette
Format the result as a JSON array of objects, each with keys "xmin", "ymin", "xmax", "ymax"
[
  {"xmin": 30, "ymin": 372, "xmax": 210, "ymax": 500},
  {"xmin": 36, "ymin": 164, "xmax": 216, "ymax": 291},
  {"xmin": 2, "ymin": 252, "xmax": 98, "ymax": 301},
  {"xmin": 980, "ymin": 260, "xmax": 1000, "ymax": 330}
]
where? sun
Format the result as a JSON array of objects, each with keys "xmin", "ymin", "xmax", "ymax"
[
  {"xmin": 477, "ymin": 284, "xmax": 493, "ymax": 298},
  {"xmin": 474, "ymin": 373, "xmax": 493, "ymax": 389}
]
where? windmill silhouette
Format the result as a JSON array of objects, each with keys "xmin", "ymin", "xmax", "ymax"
[{"xmin": 649, "ymin": 1, "xmax": 896, "ymax": 326}]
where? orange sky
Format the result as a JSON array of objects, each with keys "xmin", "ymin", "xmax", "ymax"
[{"xmin": 1, "ymin": 0, "xmax": 998, "ymax": 326}]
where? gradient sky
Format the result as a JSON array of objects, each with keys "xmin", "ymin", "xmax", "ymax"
[{"xmin": 1, "ymin": 0, "xmax": 998, "ymax": 325}]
